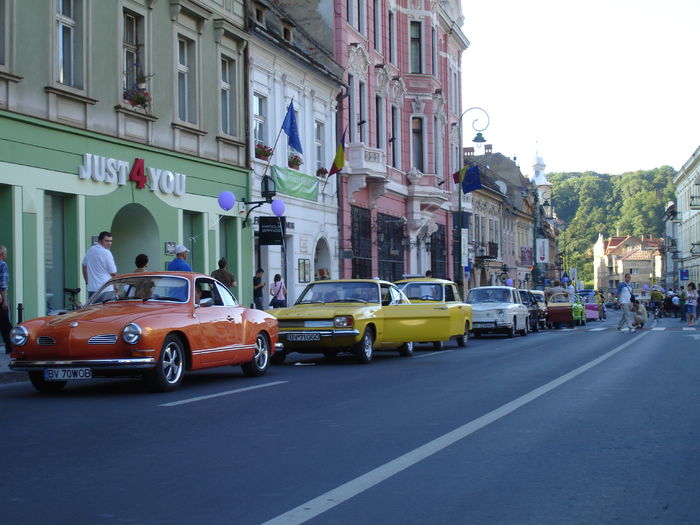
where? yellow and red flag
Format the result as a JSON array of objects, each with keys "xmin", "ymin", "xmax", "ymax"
[{"xmin": 328, "ymin": 129, "xmax": 347, "ymax": 177}]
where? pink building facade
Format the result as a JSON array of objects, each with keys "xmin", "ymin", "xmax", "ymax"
[{"xmin": 333, "ymin": 0, "xmax": 469, "ymax": 281}]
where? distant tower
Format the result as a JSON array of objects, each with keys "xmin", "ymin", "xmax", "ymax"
[{"xmin": 531, "ymin": 151, "xmax": 549, "ymax": 187}]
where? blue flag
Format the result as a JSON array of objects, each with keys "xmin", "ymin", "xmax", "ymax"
[
  {"xmin": 281, "ymin": 100, "xmax": 303, "ymax": 154},
  {"xmin": 462, "ymin": 165, "xmax": 482, "ymax": 194}
]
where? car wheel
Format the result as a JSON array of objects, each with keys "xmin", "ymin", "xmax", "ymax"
[
  {"xmin": 568, "ymin": 320, "xmax": 575, "ymax": 328},
  {"xmin": 29, "ymin": 372, "xmax": 67, "ymax": 393},
  {"xmin": 456, "ymin": 323, "xmax": 469, "ymax": 347},
  {"xmin": 353, "ymin": 328, "xmax": 374, "ymax": 364},
  {"xmin": 242, "ymin": 332, "xmax": 270, "ymax": 377},
  {"xmin": 506, "ymin": 322, "xmax": 515, "ymax": 338},
  {"xmin": 399, "ymin": 341, "xmax": 414, "ymax": 357},
  {"xmin": 146, "ymin": 334, "xmax": 185, "ymax": 392},
  {"xmin": 433, "ymin": 340, "xmax": 445, "ymax": 351}
]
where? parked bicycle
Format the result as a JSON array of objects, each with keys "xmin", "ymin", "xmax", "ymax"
[{"xmin": 63, "ymin": 287, "xmax": 83, "ymax": 312}]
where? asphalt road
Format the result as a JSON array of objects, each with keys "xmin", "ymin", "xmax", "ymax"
[{"xmin": 1, "ymin": 311, "xmax": 698, "ymax": 525}]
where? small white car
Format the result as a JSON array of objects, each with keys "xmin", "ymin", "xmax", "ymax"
[{"xmin": 466, "ymin": 286, "xmax": 530, "ymax": 338}]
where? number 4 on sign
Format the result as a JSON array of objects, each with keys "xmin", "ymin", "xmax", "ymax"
[{"xmin": 129, "ymin": 158, "xmax": 147, "ymax": 189}]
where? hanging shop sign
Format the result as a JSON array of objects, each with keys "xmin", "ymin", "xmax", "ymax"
[
  {"xmin": 258, "ymin": 216, "xmax": 286, "ymax": 246},
  {"xmin": 78, "ymin": 153, "xmax": 187, "ymax": 196}
]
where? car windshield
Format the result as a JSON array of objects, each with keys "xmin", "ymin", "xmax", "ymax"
[
  {"xmin": 87, "ymin": 275, "xmax": 190, "ymax": 304},
  {"xmin": 296, "ymin": 282, "xmax": 380, "ymax": 304},
  {"xmin": 401, "ymin": 283, "xmax": 443, "ymax": 301},
  {"xmin": 549, "ymin": 292, "xmax": 571, "ymax": 304},
  {"xmin": 467, "ymin": 288, "xmax": 511, "ymax": 303}
]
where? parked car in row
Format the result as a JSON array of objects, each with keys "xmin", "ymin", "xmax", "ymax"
[
  {"xmin": 10, "ymin": 273, "xmax": 279, "ymax": 393},
  {"xmin": 530, "ymin": 290, "xmax": 549, "ymax": 330},
  {"xmin": 466, "ymin": 286, "xmax": 529, "ymax": 338},
  {"xmin": 395, "ymin": 277, "xmax": 472, "ymax": 349},
  {"xmin": 519, "ymin": 289, "xmax": 542, "ymax": 332},
  {"xmin": 546, "ymin": 291, "xmax": 586, "ymax": 328},
  {"xmin": 270, "ymin": 279, "xmax": 469, "ymax": 364}
]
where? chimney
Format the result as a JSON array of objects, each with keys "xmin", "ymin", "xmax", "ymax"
[
  {"xmin": 485, "ymin": 144, "xmax": 492, "ymax": 155},
  {"xmin": 464, "ymin": 147, "xmax": 475, "ymax": 157}
]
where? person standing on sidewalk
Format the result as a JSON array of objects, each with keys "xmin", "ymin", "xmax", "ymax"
[
  {"xmin": 616, "ymin": 273, "xmax": 636, "ymax": 334},
  {"xmin": 82, "ymin": 231, "xmax": 117, "ymax": 299},
  {"xmin": 253, "ymin": 268, "xmax": 266, "ymax": 309},
  {"xmin": 0, "ymin": 245, "xmax": 12, "ymax": 353},
  {"xmin": 685, "ymin": 282, "xmax": 697, "ymax": 327}
]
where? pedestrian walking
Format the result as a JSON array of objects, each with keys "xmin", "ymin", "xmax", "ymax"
[
  {"xmin": 672, "ymin": 293, "xmax": 680, "ymax": 318},
  {"xmin": 679, "ymin": 286, "xmax": 686, "ymax": 322},
  {"xmin": 0, "ymin": 245, "xmax": 13, "ymax": 353},
  {"xmin": 82, "ymin": 231, "xmax": 117, "ymax": 298},
  {"xmin": 167, "ymin": 244, "xmax": 192, "ymax": 271},
  {"xmin": 134, "ymin": 253, "xmax": 149, "ymax": 272},
  {"xmin": 616, "ymin": 273, "xmax": 636, "ymax": 334},
  {"xmin": 685, "ymin": 282, "xmax": 697, "ymax": 326},
  {"xmin": 253, "ymin": 268, "xmax": 266, "ymax": 309},
  {"xmin": 269, "ymin": 273, "xmax": 287, "ymax": 308},
  {"xmin": 211, "ymin": 257, "xmax": 236, "ymax": 289}
]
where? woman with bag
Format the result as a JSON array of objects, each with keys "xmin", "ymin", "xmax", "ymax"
[{"xmin": 269, "ymin": 274, "xmax": 287, "ymax": 308}]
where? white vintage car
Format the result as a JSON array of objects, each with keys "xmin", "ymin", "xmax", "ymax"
[{"xmin": 466, "ymin": 286, "xmax": 530, "ymax": 338}]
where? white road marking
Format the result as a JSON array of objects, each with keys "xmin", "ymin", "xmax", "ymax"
[
  {"xmin": 413, "ymin": 350, "xmax": 454, "ymax": 358},
  {"xmin": 588, "ymin": 328, "xmax": 606, "ymax": 331},
  {"xmin": 651, "ymin": 327, "xmax": 665, "ymax": 331},
  {"xmin": 682, "ymin": 327, "xmax": 697, "ymax": 331},
  {"xmin": 159, "ymin": 380, "xmax": 288, "ymax": 407},
  {"xmin": 261, "ymin": 333, "xmax": 646, "ymax": 525}
]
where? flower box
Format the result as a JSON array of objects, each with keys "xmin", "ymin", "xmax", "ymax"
[
  {"xmin": 288, "ymin": 154, "xmax": 303, "ymax": 170},
  {"xmin": 316, "ymin": 167, "xmax": 328, "ymax": 178},
  {"xmin": 255, "ymin": 143, "xmax": 273, "ymax": 159}
]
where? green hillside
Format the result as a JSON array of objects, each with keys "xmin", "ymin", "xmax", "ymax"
[{"xmin": 548, "ymin": 166, "xmax": 676, "ymax": 284}]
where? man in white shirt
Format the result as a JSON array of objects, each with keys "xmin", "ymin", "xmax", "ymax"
[
  {"xmin": 616, "ymin": 273, "xmax": 636, "ymax": 333},
  {"xmin": 82, "ymin": 231, "xmax": 117, "ymax": 298}
]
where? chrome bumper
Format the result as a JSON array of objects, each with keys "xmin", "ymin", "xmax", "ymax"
[{"xmin": 10, "ymin": 358, "xmax": 156, "ymax": 371}]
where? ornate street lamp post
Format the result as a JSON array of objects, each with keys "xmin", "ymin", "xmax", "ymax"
[
  {"xmin": 455, "ymin": 107, "xmax": 490, "ymax": 298},
  {"xmin": 531, "ymin": 173, "xmax": 552, "ymax": 289}
]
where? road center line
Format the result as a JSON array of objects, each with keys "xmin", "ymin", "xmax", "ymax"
[
  {"xmin": 261, "ymin": 333, "xmax": 647, "ymax": 525},
  {"xmin": 159, "ymin": 380, "xmax": 288, "ymax": 407}
]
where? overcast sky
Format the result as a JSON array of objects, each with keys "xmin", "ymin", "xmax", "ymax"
[{"xmin": 460, "ymin": 0, "xmax": 700, "ymax": 175}]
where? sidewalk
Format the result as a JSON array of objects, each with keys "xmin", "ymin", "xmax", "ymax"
[{"xmin": 0, "ymin": 344, "xmax": 27, "ymax": 384}]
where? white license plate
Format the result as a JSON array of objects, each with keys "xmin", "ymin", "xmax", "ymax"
[
  {"xmin": 474, "ymin": 322, "xmax": 495, "ymax": 329},
  {"xmin": 286, "ymin": 333, "xmax": 321, "ymax": 342},
  {"xmin": 44, "ymin": 368, "xmax": 93, "ymax": 381}
]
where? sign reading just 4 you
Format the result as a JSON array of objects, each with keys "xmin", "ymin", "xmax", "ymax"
[{"xmin": 78, "ymin": 153, "xmax": 187, "ymax": 196}]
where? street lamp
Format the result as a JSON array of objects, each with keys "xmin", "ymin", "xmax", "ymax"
[
  {"xmin": 455, "ymin": 107, "xmax": 490, "ymax": 297},
  {"xmin": 530, "ymin": 173, "xmax": 552, "ymax": 289},
  {"xmin": 242, "ymin": 173, "xmax": 277, "ymax": 228}
]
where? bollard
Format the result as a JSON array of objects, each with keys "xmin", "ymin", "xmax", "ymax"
[{"xmin": 17, "ymin": 302, "xmax": 23, "ymax": 323}]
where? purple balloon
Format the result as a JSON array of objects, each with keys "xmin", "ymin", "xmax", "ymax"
[
  {"xmin": 505, "ymin": 278, "xmax": 513, "ymax": 286},
  {"xmin": 643, "ymin": 284, "xmax": 649, "ymax": 290},
  {"xmin": 561, "ymin": 276, "xmax": 569, "ymax": 283},
  {"xmin": 271, "ymin": 199, "xmax": 286, "ymax": 217},
  {"xmin": 218, "ymin": 191, "xmax": 235, "ymax": 211}
]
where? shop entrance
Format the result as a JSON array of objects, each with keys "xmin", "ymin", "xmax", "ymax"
[
  {"xmin": 111, "ymin": 203, "xmax": 161, "ymax": 273},
  {"xmin": 314, "ymin": 237, "xmax": 332, "ymax": 280}
]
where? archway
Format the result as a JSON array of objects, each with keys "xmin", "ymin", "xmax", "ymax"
[
  {"xmin": 111, "ymin": 203, "xmax": 160, "ymax": 274},
  {"xmin": 314, "ymin": 237, "xmax": 332, "ymax": 280}
]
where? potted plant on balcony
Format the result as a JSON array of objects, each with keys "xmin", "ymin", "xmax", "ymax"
[
  {"xmin": 255, "ymin": 143, "xmax": 273, "ymax": 160},
  {"xmin": 288, "ymin": 154, "xmax": 303, "ymax": 170},
  {"xmin": 123, "ymin": 85, "xmax": 152, "ymax": 110},
  {"xmin": 316, "ymin": 167, "xmax": 328, "ymax": 178}
]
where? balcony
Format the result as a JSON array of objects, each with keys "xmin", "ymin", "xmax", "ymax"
[
  {"xmin": 690, "ymin": 195, "xmax": 700, "ymax": 210},
  {"xmin": 346, "ymin": 142, "xmax": 389, "ymax": 206},
  {"xmin": 475, "ymin": 241, "xmax": 498, "ymax": 259}
]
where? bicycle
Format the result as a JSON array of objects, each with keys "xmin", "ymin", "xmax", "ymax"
[{"xmin": 63, "ymin": 287, "xmax": 83, "ymax": 312}]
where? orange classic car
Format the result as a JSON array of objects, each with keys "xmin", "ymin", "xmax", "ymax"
[{"xmin": 10, "ymin": 272, "xmax": 279, "ymax": 393}]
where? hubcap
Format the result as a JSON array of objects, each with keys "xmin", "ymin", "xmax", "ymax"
[
  {"xmin": 162, "ymin": 342, "xmax": 183, "ymax": 383},
  {"xmin": 255, "ymin": 336, "xmax": 269, "ymax": 368}
]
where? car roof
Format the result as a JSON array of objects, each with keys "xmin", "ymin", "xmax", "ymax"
[
  {"xmin": 468, "ymin": 286, "xmax": 516, "ymax": 290},
  {"xmin": 308, "ymin": 278, "xmax": 394, "ymax": 286},
  {"xmin": 395, "ymin": 278, "xmax": 455, "ymax": 285}
]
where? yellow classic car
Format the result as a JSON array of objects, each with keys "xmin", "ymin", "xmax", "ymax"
[
  {"xmin": 270, "ymin": 279, "xmax": 467, "ymax": 364},
  {"xmin": 395, "ymin": 278, "xmax": 472, "ymax": 349}
]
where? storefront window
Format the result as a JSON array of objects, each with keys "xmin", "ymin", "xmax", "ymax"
[{"xmin": 45, "ymin": 193, "xmax": 65, "ymax": 312}]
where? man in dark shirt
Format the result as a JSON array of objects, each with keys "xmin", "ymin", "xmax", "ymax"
[
  {"xmin": 253, "ymin": 268, "xmax": 265, "ymax": 309},
  {"xmin": 211, "ymin": 258, "xmax": 236, "ymax": 290}
]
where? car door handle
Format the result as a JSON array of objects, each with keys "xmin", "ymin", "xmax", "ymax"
[
  {"xmin": 434, "ymin": 306, "xmax": 448, "ymax": 310},
  {"xmin": 227, "ymin": 316, "xmax": 235, "ymax": 322}
]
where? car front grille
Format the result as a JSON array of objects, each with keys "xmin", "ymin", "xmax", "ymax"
[
  {"xmin": 37, "ymin": 336, "xmax": 56, "ymax": 346},
  {"xmin": 88, "ymin": 334, "xmax": 118, "ymax": 345}
]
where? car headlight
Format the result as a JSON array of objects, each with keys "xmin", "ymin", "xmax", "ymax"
[
  {"xmin": 10, "ymin": 325, "xmax": 28, "ymax": 346},
  {"xmin": 334, "ymin": 316, "xmax": 354, "ymax": 328},
  {"xmin": 122, "ymin": 323, "xmax": 142, "ymax": 344}
]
